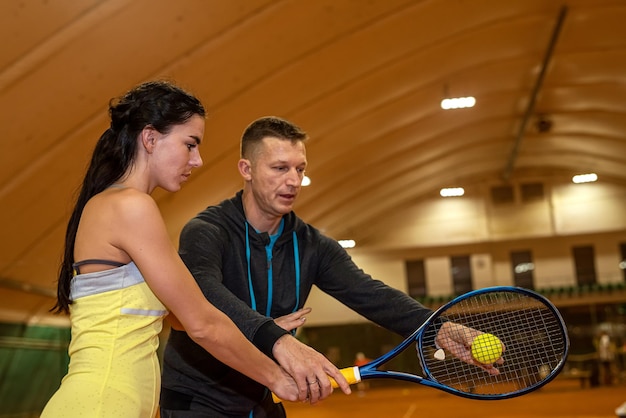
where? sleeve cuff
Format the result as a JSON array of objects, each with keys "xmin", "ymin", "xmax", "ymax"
[{"xmin": 252, "ymin": 321, "xmax": 290, "ymax": 360}]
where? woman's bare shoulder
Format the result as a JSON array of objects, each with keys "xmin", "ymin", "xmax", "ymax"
[{"xmin": 84, "ymin": 187, "xmax": 160, "ymax": 224}]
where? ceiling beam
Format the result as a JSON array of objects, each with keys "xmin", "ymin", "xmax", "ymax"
[{"xmin": 502, "ymin": 5, "xmax": 568, "ymax": 181}]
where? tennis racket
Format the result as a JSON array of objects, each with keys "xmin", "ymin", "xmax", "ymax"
[{"xmin": 276, "ymin": 286, "xmax": 569, "ymax": 401}]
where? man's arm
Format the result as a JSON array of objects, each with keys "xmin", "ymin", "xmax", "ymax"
[
  {"xmin": 178, "ymin": 217, "xmax": 351, "ymax": 401},
  {"xmin": 314, "ymin": 236, "xmax": 433, "ymax": 338},
  {"xmin": 178, "ymin": 217, "xmax": 288, "ymax": 354}
]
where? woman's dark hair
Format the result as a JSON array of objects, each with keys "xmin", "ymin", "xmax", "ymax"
[{"xmin": 52, "ymin": 80, "xmax": 206, "ymax": 314}]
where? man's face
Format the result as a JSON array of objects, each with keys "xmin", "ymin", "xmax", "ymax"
[{"xmin": 248, "ymin": 136, "xmax": 307, "ymax": 218}]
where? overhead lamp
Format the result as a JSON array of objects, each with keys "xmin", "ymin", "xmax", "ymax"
[
  {"xmin": 301, "ymin": 175, "xmax": 311, "ymax": 186},
  {"xmin": 572, "ymin": 173, "xmax": 597, "ymax": 184},
  {"xmin": 441, "ymin": 96, "xmax": 476, "ymax": 110},
  {"xmin": 440, "ymin": 187, "xmax": 465, "ymax": 197},
  {"xmin": 338, "ymin": 239, "xmax": 356, "ymax": 249}
]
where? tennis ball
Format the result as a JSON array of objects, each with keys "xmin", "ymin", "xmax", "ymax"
[{"xmin": 471, "ymin": 333, "xmax": 503, "ymax": 364}]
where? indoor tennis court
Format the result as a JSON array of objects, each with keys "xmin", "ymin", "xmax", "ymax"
[
  {"xmin": 283, "ymin": 379, "xmax": 626, "ymax": 418},
  {"xmin": 2, "ymin": 2, "xmax": 626, "ymax": 417}
]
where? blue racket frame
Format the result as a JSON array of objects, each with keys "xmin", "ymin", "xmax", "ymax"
[{"xmin": 355, "ymin": 286, "xmax": 570, "ymax": 400}]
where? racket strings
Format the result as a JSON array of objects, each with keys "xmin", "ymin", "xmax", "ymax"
[{"xmin": 421, "ymin": 291, "xmax": 567, "ymax": 396}]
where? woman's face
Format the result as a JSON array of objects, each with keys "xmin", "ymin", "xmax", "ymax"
[{"xmin": 149, "ymin": 114, "xmax": 205, "ymax": 192}]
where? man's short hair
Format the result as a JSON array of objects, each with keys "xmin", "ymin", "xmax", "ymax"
[{"xmin": 241, "ymin": 116, "xmax": 308, "ymax": 158}]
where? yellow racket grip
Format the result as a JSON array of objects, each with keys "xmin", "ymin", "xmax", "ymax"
[{"xmin": 272, "ymin": 366, "xmax": 361, "ymax": 403}]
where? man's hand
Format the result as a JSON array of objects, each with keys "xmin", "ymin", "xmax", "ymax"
[
  {"xmin": 435, "ymin": 321, "xmax": 505, "ymax": 376},
  {"xmin": 274, "ymin": 307, "xmax": 311, "ymax": 333},
  {"xmin": 272, "ymin": 334, "xmax": 351, "ymax": 403}
]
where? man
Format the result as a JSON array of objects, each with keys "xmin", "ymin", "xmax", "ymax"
[{"xmin": 160, "ymin": 116, "xmax": 492, "ymax": 417}]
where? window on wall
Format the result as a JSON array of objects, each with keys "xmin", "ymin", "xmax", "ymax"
[
  {"xmin": 511, "ymin": 250, "xmax": 534, "ymax": 289},
  {"xmin": 520, "ymin": 182, "xmax": 545, "ymax": 203},
  {"xmin": 450, "ymin": 255, "xmax": 472, "ymax": 295},
  {"xmin": 405, "ymin": 259, "xmax": 426, "ymax": 298},
  {"xmin": 620, "ymin": 243, "xmax": 626, "ymax": 281},
  {"xmin": 572, "ymin": 245, "xmax": 596, "ymax": 286},
  {"xmin": 490, "ymin": 185, "xmax": 515, "ymax": 205}
]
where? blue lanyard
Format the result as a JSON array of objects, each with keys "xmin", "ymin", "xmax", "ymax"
[
  {"xmin": 245, "ymin": 220, "xmax": 301, "ymax": 417},
  {"xmin": 245, "ymin": 220, "xmax": 300, "ymax": 316}
]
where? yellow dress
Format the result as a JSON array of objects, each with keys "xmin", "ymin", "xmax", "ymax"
[{"xmin": 41, "ymin": 262, "xmax": 167, "ymax": 418}]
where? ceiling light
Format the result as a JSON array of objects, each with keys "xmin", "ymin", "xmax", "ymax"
[
  {"xmin": 441, "ymin": 96, "xmax": 476, "ymax": 110},
  {"xmin": 440, "ymin": 187, "xmax": 465, "ymax": 197},
  {"xmin": 572, "ymin": 173, "xmax": 597, "ymax": 184},
  {"xmin": 302, "ymin": 175, "xmax": 311, "ymax": 186},
  {"xmin": 338, "ymin": 239, "xmax": 356, "ymax": 249}
]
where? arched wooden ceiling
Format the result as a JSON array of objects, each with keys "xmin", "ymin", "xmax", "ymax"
[{"xmin": 1, "ymin": 0, "xmax": 625, "ymax": 323}]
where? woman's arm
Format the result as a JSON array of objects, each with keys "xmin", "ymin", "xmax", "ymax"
[{"xmin": 112, "ymin": 192, "xmax": 303, "ymax": 401}]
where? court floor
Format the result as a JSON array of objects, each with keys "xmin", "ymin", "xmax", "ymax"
[{"xmin": 283, "ymin": 379, "xmax": 626, "ymax": 418}]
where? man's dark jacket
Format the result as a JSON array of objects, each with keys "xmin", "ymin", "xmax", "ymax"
[{"xmin": 161, "ymin": 191, "xmax": 432, "ymax": 415}]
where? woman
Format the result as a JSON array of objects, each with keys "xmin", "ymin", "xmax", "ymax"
[{"xmin": 41, "ymin": 81, "xmax": 303, "ymax": 417}]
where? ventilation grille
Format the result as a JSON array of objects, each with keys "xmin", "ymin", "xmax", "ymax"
[
  {"xmin": 521, "ymin": 182, "xmax": 544, "ymax": 202},
  {"xmin": 490, "ymin": 183, "xmax": 545, "ymax": 205},
  {"xmin": 490, "ymin": 185, "xmax": 514, "ymax": 205}
]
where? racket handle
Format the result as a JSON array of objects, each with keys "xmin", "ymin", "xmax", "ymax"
[
  {"xmin": 272, "ymin": 366, "xmax": 361, "ymax": 403},
  {"xmin": 335, "ymin": 366, "xmax": 362, "ymax": 385}
]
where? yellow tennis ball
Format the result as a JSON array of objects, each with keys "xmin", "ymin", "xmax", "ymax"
[{"xmin": 471, "ymin": 333, "xmax": 503, "ymax": 364}]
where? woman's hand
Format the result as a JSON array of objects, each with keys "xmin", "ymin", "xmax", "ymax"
[{"xmin": 267, "ymin": 367, "xmax": 300, "ymax": 403}]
